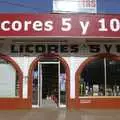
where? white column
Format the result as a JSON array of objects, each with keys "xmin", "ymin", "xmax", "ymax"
[{"xmin": 70, "ymin": 57, "xmax": 75, "ymax": 98}]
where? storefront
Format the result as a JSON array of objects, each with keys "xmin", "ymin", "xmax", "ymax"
[{"xmin": 0, "ymin": 13, "xmax": 120, "ymax": 109}]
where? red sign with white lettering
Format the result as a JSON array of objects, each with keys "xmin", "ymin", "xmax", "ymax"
[{"xmin": 0, "ymin": 13, "xmax": 120, "ymax": 37}]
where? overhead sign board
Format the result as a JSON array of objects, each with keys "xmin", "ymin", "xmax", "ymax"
[
  {"xmin": 0, "ymin": 13, "xmax": 120, "ymax": 38},
  {"xmin": 53, "ymin": 0, "xmax": 97, "ymax": 13},
  {"xmin": 78, "ymin": 0, "xmax": 97, "ymax": 13}
]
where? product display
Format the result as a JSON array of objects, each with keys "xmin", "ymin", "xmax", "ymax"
[
  {"xmin": 80, "ymin": 79, "xmax": 120, "ymax": 96},
  {"xmin": 106, "ymin": 88, "xmax": 113, "ymax": 96},
  {"xmin": 89, "ymin": 87, "xmax": 93, "ymax": 96},
  {"xmin": 85, "ymin": 83, "xmax": 89, "ymax": 96},
  {"xmin": 113, "ymin": 85, "xmax": 120, "ymax": 96},
  {"xmin": 99, "ymin": 85, "xmax": 104, "ymax": 96},
  {"xmin": 93, "ymin": 84, "xmax": 99, "ymax": 96}
]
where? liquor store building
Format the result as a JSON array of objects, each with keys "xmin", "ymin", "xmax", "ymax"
[{"xmin": 0, "ymin": 13, "xmax": 120, "ymax": 109}]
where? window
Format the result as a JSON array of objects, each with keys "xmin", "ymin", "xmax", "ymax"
[
  {"xmin": 80, "ymin": 58, "xmax": 120, "ymax": 97},
  {"xmin": 0, "ymin": 59, "xmax": 19, "ymax": 97},
  {"xmin": 106, "ymin": 60, "xmax": 120, "ymax": 96}
]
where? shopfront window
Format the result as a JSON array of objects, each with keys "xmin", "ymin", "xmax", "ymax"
[
  {"xmin": 0, "ymin": 59, "xmax": 19, "ymax": 97},
  {"xmin": 106, "ymin": 60, "xmax": 120, "ymax": 96},
  {"xmin": 80, "ymin": 58, "xmax": 120, "ymax": 97}
]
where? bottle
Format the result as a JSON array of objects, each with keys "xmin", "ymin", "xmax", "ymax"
[
  {"xmin": 85, "ymin": 82, "xmax": 89, "ymax": 96},
  {"xmin": 113, "ymin": 85, "xmax": 117, "ymax": 96},
  {"xmin": 116, "ymin": 86, "xmax": 120, "ymax": 96},
  {"xmin": 80, "ymin": 78, "xmax": 85, "ymax": 96},
  {"xmin": 89, "ymin": 87, "xmax": 93, "ymax": 96}
]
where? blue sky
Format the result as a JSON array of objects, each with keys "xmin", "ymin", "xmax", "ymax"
[
  {"xmin": 0, "ymin": 0, "xmax": 119, "ymax": 13},
  {"xmin": 0, "ymin": 0, "xmax": 52, "ymax": 13},
  {"xmin": 97, "ymin": 0, "xmax": 120, "ymax": 14}
]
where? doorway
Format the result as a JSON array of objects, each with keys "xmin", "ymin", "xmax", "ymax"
[{"xmin": 32, "ymin": 61, "xmax": 66, "ymax": 108}]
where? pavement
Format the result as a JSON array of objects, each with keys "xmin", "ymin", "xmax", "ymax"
[{"xmin": 0, "ymin": 108, "xmax": 120, "ymax": 120}]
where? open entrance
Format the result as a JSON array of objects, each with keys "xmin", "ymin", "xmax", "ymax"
[{"xmin": 32, "ymin": 60, "xmax": 66, "ymax": 108}]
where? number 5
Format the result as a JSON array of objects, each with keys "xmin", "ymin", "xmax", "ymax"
[{"xmin": 61, "ymin": 18, "xmax": 72, "ymax": 31}]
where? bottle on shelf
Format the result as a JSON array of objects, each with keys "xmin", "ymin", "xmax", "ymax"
[
  {"xmin": 85, "ymin": 82, "xmax": 89, "ymax": 96},
  {"xmin": 93, "ymin": 84, "xmax": 99, "ymax": 96},
  {"xmin": 113, "ymin": 85, "xmax": 117, "ymax": 96},
  {"xmin": 116, "ymin": 86, "xmax": 120, "ymax": 96},
  {"xmin": 89, "ymin": 87, "xmax": 93, "ymax": 96},
  {"xmin": 80, "ymin": 78, "xmax": 85, "ymax": 96}
]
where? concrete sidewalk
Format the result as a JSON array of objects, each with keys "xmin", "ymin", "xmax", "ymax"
[{"xmin": 0, "ymin": 108, "xmax": 120, "ymax": 120}]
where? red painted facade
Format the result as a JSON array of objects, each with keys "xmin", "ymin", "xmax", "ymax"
[
  {"xmin": 0, "ymin": 14, "xmax": 119, "ymax": 37},
  {"xmin": 0, "ymin": 13, "xmax": 120, "ymax": 109}
]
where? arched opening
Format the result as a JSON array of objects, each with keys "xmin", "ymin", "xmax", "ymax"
[
  {"xmin": 76, "ymin": 53, "xmax": 120, "ymax": 99},
  {"xmin": 28, "ymin": 53, "xmax": 70, "ymax": 108}
]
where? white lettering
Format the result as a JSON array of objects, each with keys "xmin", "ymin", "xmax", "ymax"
[
  {"xmin": 32, "ymin": 21, "xmax": 43, "ymax": 31},
  {"xmin": 80, "ymin": 21, "xmax": 89, "ymax": 35},
  {"xmin": 44, "ymin": 21, "xmax": 53, "ymax": 31},
  {"xmin": 110, "ymin": 19, "xmax": 120, "ymax": 32},
  {"xmin": 98, "ymin": 18, "xmax": 108, "ymax": 31},
  {"xmin": 1, "ymin": 21, "xmax": 10, "ymax": 31},
  {"xmin": 24, "ymin": 21, "xmax": 32, "ymax": 31},
  {"xmin": 61, "ymin": 18, "xmax": 72, "ymax": 31},
  {"xmin": 12, "ymin": 21, "xmax": 22, "ymax": 31}
]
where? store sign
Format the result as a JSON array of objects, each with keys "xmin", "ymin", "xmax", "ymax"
[
  {"xmin": 11, "ymin": 44, "xmax": 79, "ymax": 53},
  {"xmin": 53, "ymin": 0, "xmax": 96, "ymax": 13},
  {"xmin": 10, "ymin": 43, "xmax": 120, "ymax": 54},
  {"xmin": 0, "ymin": 14, "xmax": 120, "ymax": 37},
  {"xmin": 78, "ymin": 0, "xmax": 96, "ymax": 13}
]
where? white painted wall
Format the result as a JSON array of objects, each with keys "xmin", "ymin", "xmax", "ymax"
[
  {"xmin": 69, "ymin": 57, "xmax": 87, "ymax": 98},
  {"xmin": 12, "ymin": 56, "xmax": 88, "ymax": 99},
  {"xmin": 12, "ymin": 56, "xmax": 35, "ymax": 98},
  {"xmin": 2, "ymin": 40, "xmax": 120, "ymax": 99}
]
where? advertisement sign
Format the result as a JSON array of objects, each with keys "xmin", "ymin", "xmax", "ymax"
[
  {"xmin": 10, "ymin": 43, "xmax": 120, "ymax": 55},
  {"xmin": 79, "ymin": 0, "xmax": 97, "ymax": 13},
  {"xmin": 0, "ymin": 13, "xmax": 120, "ymax": 37},
  {"xmin": 53, "ymin": 0, "xmax": 96, "ymax": 13}
]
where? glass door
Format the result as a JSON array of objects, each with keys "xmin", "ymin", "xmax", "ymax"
[{"xmin": 39, "ymin": 62, "xmax": 59, "ymax": 108}]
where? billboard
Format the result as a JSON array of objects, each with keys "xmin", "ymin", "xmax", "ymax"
[{"xmin": 53, "ymin": 0, "xmax": 97, "ymax": 13}]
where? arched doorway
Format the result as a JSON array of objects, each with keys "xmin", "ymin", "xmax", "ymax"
[
  {"xmin": 28, "ymin": 53, "xmax": 70, "ymax": 108},
  {"xmin": 76, "ymin": 53, "xmax": 120, "ymax": 100}
]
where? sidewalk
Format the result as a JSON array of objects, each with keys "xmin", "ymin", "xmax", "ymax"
[{"xmin": 0, "ymin": 108, "xmax": 120, "ymax": 120}]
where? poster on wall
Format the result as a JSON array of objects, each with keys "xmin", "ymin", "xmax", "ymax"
[{"xmin": 60, "ymin": 73, "xmax": 66, "ymax": 91}]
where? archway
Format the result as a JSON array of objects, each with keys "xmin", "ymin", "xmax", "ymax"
[
  {"xmin": 28, "ymin": 53, "xmax": 70, "ymax": 108},
  {"xmin": 75, "ymin": 53, "xmax": 120, "ymax": 99}
]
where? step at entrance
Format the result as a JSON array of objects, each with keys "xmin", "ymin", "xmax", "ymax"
[{"xmin": 42, "ymin": 99, "xmax": 57, "ymax": 108}]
